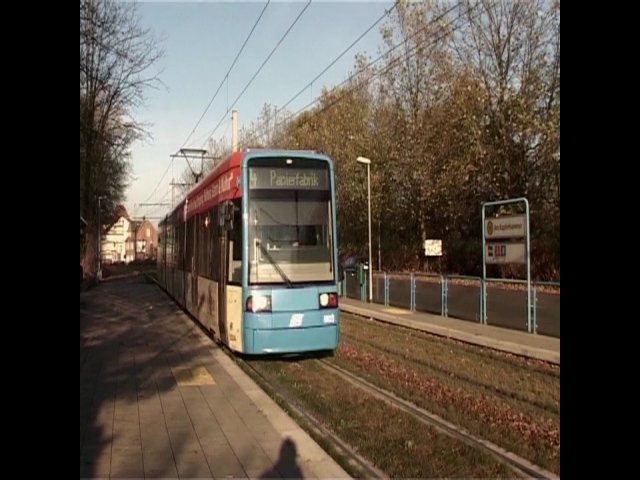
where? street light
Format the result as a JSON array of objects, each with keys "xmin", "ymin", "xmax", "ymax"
[
  {"xmin": 97, "ymin": 195, "xmax": 105, "ymax": 280},
  {"xmin": 356, "ymin": 156, "xmax": 373, "ymax": 302}
]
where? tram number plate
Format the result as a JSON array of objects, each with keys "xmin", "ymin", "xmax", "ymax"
[{"xmin": 289, "ymin": 314, "xmax": 304, "ymax": 327}]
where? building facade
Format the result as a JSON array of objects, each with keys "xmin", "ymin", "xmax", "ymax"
[
  {"xmin": 101, "ymin": 216, "xmax": 158, "ymax": 264},
  {"xmin": 100, "ymin": 216, "xmax": 131, "ymax": 264},
  {"xmin": 133, "ymin": 219, "xmax": 158, "ymax": 261}
]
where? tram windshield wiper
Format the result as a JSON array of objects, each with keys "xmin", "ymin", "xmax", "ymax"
[{"xmin": 257, "ymin": 241, "xmax": 293, "ymax": 288}]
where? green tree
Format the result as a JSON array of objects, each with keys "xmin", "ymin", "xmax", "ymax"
[{"xmin": 216, "ymin": 0, "xmax": 560, "ymax": 278}]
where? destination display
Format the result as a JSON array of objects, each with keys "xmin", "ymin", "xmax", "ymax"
[{"xmin": 249, "ymin": 167, "xmax": 329, "ymax": 190}]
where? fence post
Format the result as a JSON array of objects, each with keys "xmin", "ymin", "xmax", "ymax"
[
  {"xmin": 443, "ymin": 276, "xmax": 448, "ymax": 317},
  {"xmin": 361, "ymin": 272, "xmax": 366, "ymax": 302},
  {"xmin": 384, "ymin": 272, "xmax": 389, "ymax": 306},
  {"xmin": 438, "ymin": 275, "xmax": 443, "ymax": 316},
  {"xmin": 532, "ymin": 284, "xmax": 538, "ymax": 334},
  {"xmin": 482, "ymin": 279, "xmax": 487, "ymax": 324},
  {"xmin": 410, "ymin": 273, "xmax": 416, "ymax": 311}
]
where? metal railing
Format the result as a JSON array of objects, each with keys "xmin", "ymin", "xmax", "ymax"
[{"xmin": 341, "ymin": 271, "xmax": 560, "ymax": 338}]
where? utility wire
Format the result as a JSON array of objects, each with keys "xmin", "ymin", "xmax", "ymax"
[
  {"xmin": 199, "ymin": 0, "xmax": 312, "ymax": 149},
  {"xmin": 180, "ymin": 1, "xmax": 271, "ymax": 149}
]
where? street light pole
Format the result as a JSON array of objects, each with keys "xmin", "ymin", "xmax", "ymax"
[
  {"xmin": 97, "ymin": 195, "xmax": 104, "ymax": 280},
  {"xmin": 357, "ymin": 156, "xmax": 373, "ymax": 302}
]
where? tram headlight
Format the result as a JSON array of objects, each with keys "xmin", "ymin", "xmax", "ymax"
[
  {"xmin": 319, "ymin": 292, "xmax": 338, "ymax": 308},
  {"xmin": 247, "ymin": 294, "xmax": 271, "ymax": 313}
]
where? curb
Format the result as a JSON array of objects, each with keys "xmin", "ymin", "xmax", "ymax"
[{"xmin": 340, "ymin": 303, "xmax": 560, "ymax": 365}]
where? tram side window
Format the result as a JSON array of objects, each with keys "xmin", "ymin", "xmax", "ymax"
[
  {"xmin": 195, "ymin": 208, "xmax": 217, "ymax": 280},
  {"xmin": 229, "ymin": 199, "xmax": 242, "ymax": 284},
  {"xmin": 197, "ymin": 212, "xmax": 208, "ymax": 277},
  {"xmin": 176, "ymin": 222, "xmax": 185, "ymax": 270},
  {"xmin": 173, "ymin": 222, "xmax": 177, "ymax": 269},
  {"xmin": 165, "ymin": 223, "xmax": 171, "ymax": 267},
  {"xmin": 168, "ymin": 222, "xmax": 174, "ymax": 267},
  {"xmin": 195, "ymin": 214, "xmax": 201, "ymax": 274},
  {"xmin": 171, "ymin": 220, "xmax": 177, "ymax": 267},
  {"xmin": 210, "ymin": 205, "xmax": 220, "ymax": 282},
  {"xmin": 186, "ymin": 217, "xmax": 195, "ymax": 273}
]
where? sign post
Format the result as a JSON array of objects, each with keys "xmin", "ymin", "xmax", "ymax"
[
  {"xmin": 482, "ymin": 198, "xmax": 532, "ymax": 332},
  {"xmin": 424, "ymin": 239, "xmax": 442, "ymax": 272}
]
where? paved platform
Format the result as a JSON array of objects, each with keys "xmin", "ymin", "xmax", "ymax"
[
  {"xmin": 80, "ymin": 276, "xmax": 350, "ymax": 479},
  {"xmin": 339, "ymin": 297, "xmax": 560, "ymax": 365}
]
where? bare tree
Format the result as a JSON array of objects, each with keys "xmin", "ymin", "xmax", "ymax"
[
  {"xmin": 80, "ymin": 0, "xmax": 163, "ymax": 275},
  {"xmin": 375, "ymin": 0, "xmax": 457, "ymax": 255},
  {"xmin": 450, "ymin": 0, "xmax": 559, "ymax": 197},
  {"xmin": 450, "ymin": 0, "xmax": 560, "ymax": 277}
]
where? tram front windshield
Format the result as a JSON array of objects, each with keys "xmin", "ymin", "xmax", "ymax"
[{"xmin": 248, "ymin": 163, "xmax": 334, "ymax": 285}]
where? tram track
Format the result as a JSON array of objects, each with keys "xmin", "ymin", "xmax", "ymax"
[
  {"xmin": 147, "ymin": 273, "xmax": 558, "ymax": 477},
  {"xmin": 316, "ymin": 358, "xmax": 559, "ymax": 480},
  {"xmin": 232, "ymin": 353, "xmax": 390, "ymax": 479},
  {"xmin": 342, "ymin": 309, "xmax": 560, "ymax": 374},
  {"xmin": 206, "ymin": 328, "xmax": 557, "ymax": 478},
  {"xmin": 341, "ymin": 331, "xmax": 559, "ymax": 415}
]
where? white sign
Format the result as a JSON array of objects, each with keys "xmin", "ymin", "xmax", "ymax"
[
  {"xmin": 289, "ymin": 313, "xmax": 304, "ymax": 328},
  {"xmin": 485, "ymin": 243, "xmax": 526, "ymax": 264},
  {"xmin": 485, "ymin": 215, "xmax": 526, "ymax": 239},
  {"xmin": 424, "ymin": 239, "xmax": 442, "ymax": 256}
]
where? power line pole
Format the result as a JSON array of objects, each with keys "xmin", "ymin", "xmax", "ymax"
[
  {"xmin": 232, "ymin": 110, "xmax": 238, "ymax": 152},
  {"xmin": 168, "ymin": 149, "xmax": 221, "ymax": 211},
  {"xmin": 170, "ymin": 148, "xmax": 217, "ymax": 184},
  {"xmin": 97, "ymin": 195, "xmax": 104, "ymax": 280},
  {"xmin": 170, "ymin": 182, "xmax": 192, "ymax": 210}
]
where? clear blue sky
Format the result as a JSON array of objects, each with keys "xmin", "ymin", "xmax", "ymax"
[{"xmin": 127, "ymin": 0, "xmax": 394, "ymax": 223}]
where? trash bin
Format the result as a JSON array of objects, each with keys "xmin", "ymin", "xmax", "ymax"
[{"xmin": 342, "ymin": 256, "xmax": 367, "ymax": 300}]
